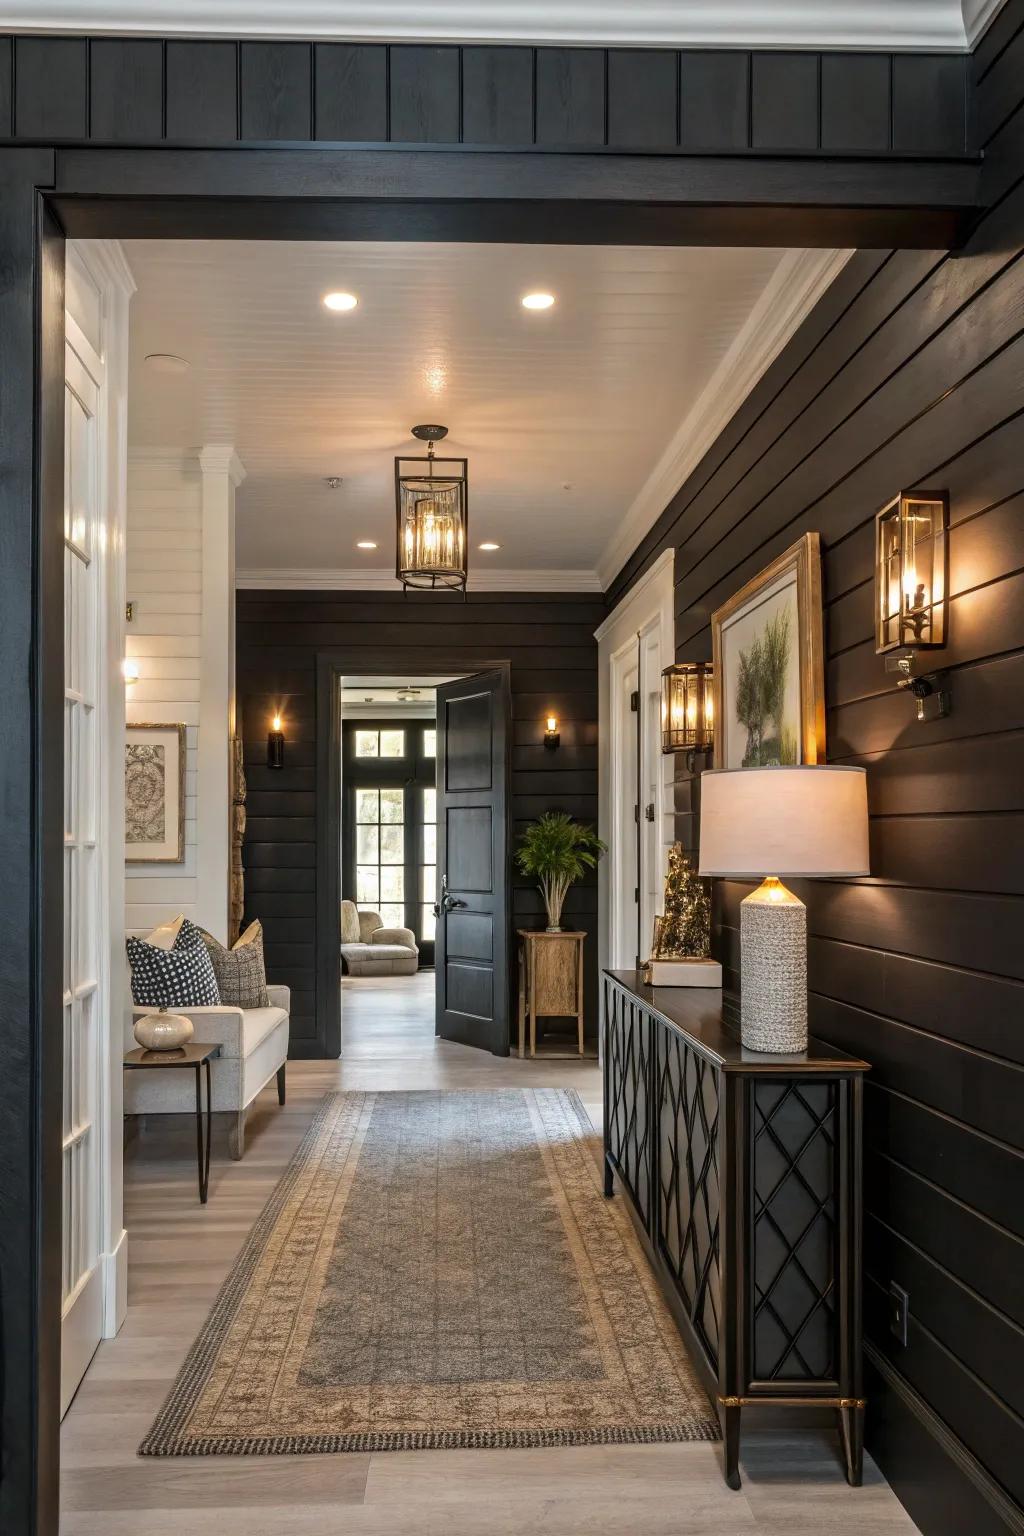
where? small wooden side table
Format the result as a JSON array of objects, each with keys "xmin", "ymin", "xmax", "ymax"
[
  {"xmin": 124, "ymin": 1041, "xmax": 221, "ymax": 1204},
  {"xmin": 517, "ymin": 929, "xmax": 586, "ymax": 1058}
]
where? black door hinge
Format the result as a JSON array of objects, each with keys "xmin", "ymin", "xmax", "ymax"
[{"xmin": 630, "ymin": 690, "xmax": 639, "ymax": 712}]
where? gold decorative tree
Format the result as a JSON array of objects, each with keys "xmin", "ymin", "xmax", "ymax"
[{"xmin": 652, "ymin": 843, "xmax": 711, "ymax": 960}]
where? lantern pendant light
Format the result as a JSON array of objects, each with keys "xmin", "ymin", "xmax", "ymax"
[{"xmin": 395, "ymin": 424, "xmax": 469, "ymax": 593}]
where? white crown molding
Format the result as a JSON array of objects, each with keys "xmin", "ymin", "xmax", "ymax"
[
  {"xmin": 596, "ymin": 247, "xmax": 852, "ymax": 592},
  {"xmin": 71, "ymin": 238, "xmax": 136, "ymax": 300},
  {"xmin": 236, "ymin": 566, "xmax": 602, "ymax": 592},
  {"xmin": 0, "ymin": 1, "xmax": 975, "ymax": 50},
  {"xmin": 594, "ymin": 548, "xmax": 674, "ymax": 642},
  {"xmin": 963, "ymin": 0, "xmax": 1010, "ymax": 44},
  {"xmin": 198, "ymin": 444, "xmax": 247, "ymax": 487}
]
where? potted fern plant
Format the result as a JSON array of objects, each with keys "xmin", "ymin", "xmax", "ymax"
[{"xmin": 515, "ymin": 811, "xmax": 606, "ymax": 932}]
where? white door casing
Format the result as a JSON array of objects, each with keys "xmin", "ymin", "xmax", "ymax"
[
  {"xmin": 596, "ymin": 550, "xmax": 675, "ymax": 982},
  {"xmin": 62, "ymin": 240, "xmax": 134, "ymax": 1414}
]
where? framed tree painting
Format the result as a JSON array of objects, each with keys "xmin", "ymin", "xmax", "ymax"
[
  {"xmin": 711, "ymin": 533, "xmax": 825, "ymax": 769},
  {"xmin": 125, "ymin": 723, "xmax": 186, "ymax": 863}
]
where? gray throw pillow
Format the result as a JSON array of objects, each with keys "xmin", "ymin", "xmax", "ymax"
[{"xmin": 199, "ymin": 920, "xmax": 270, "ymax": 1009}]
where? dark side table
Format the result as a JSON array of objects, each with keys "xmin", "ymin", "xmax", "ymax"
[{"xmin": 124, "ymin": 1041, "xmax": 221, "ymax": 1204}]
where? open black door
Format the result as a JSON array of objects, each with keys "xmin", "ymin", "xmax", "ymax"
[{"xmin": 434, "ymin": 669, "xmax": 511, "ymax": 1054}]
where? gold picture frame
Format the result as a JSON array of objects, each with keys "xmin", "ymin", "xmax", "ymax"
[
  {"xmin": 125, "ymin": 722, "xmax": 187, "ymax": 863},
  {"xmin": 711, "ymin": 533, "xmax": 825, "ymax": 769}
]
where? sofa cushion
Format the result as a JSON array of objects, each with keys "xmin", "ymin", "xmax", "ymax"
[
  {"xmin": 199, "ymin": 920, "xmax": 270, "ymax": 1009},
  {"xmin": 239, "ymin": 1005, "xmax": 289, "ymax": 1057},
  {"xmin": 359, "ymin": 944, "xmax": 416, "ymax": 961},
  {"xmin": 340, "ymin": 899, "xmax": 360, "ymax": 944},
  {"xmin": 358, "ymin": 909, "xmax": 383, "ymax": 943},
  {"xmin": 127, "ymin": 918, "xmax": 220, "ymax": 1008}
]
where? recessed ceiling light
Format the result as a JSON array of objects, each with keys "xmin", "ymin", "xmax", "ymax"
[
  {"xmin": 479, "ymin": 542, "xmax": 500, "ymax": 551},
  {"xmin": 356, "ymin": 540, "xmax": 378, "ymax": 550},
  {"xmin": 144, "ymin": 353, "xmax": 191, "ymax": 374},
  {"xmin": 521, "ymin": 292, "xmax": 555, "ymax": 311},
  {"xmin": 323, "ymin": 291, "xmax": 358, "ymax": 312}
]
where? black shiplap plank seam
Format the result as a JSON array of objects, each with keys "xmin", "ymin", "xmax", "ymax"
[
  {"xmin": 812, "ymin": 933, "xmax": 1024, "ymax": 991},
  {"xmin": 609, "ymin": 251, "xmax": 896, "ymax": 600},
  {"xmin": 813, "ymin": 1020, "xmax": 1024, "ymax": 1103},
  {"xmin": 871, "ymin": 1147, "xmax": 1024, "ymax": 1250},
  {"xmin": 673, "ymin": 262, "xmax": 1024, "ymax": 622},
  {"xmin": 830, "ymin": 720, "xmax": 1024, "ymax": 764},
  {"xmin": 974, "ymin": 5, "xmax": 1024, "ymax": 85},
  {"xmin": 666, "ymin": 248, "xmax": 955, "ymax": 595},
  {"xmin": 865, "ymin": 1218, "xmax": 1024, "ymax": 1352},
  {"xmin": 824, "ymin": 648, "xmax": 1024, "ymax": 714}
]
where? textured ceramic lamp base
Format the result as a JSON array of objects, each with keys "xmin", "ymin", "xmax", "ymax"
[{"xmin": 740, "ymin": 878, "xmax": 807, "ymax": 1052}]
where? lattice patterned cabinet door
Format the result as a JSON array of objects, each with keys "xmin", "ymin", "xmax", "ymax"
[
  {"xmin": 657, "ymin": 1029, "xmax": 721, "ymax": 1365},
  {"xmin": 751, "ymin": 1080, "xmax": 838, "ymax": 1383},
  {"xmin": 604, "ymin": 989, "xmax": 652, "ymax": 1224}
]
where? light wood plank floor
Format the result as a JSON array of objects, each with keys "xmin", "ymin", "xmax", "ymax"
[{"xmin": 60, "ymin": 973, "xmax": 918, "ymax": 1534}]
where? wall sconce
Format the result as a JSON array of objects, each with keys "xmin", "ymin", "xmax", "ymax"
[
  {"xmin": 543, "ymin": 714, "xmax": 560, "ymax": 751},
  {"xmin": 267, "ymin": 713, "xmax": 285, "ymax": 769},
  {"xmin": 121, "ymin": 657, "xmax": 139, "ymax": 685},
  {"xmin": 661, "ymin": 663, "xmax": 714, "ymax": 762},
  {"xmin": 875, "ymin": 488, "xmax": 950, "ymax": 720}
]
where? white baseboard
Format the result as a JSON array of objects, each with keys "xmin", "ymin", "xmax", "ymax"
[{"xmin": 102, "ymin": 1227, "xmax": 129, "ymax": 1338}]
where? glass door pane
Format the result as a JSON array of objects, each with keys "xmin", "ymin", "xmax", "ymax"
[{"xmin": 355, "ymin": 784, "xmax": 405, "ymax": 929}]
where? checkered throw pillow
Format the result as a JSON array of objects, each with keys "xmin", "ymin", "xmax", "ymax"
[
  {"xmin": 127, "ymin": 917, "xmax": 220, "ymax": 1008},
  {"xmin": 198, "ymin": 920, "xmax": 270, "ymax": 1009}
]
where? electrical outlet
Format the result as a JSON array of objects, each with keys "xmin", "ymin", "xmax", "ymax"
[{"xmin": 889, "ymin": 1282, "xmax": 909, "ymax": 1346}]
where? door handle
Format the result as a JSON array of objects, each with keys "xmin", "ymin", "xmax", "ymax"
[{"xmin": 435, "ymin": 874, "xmax": 466, "ymax": 917}]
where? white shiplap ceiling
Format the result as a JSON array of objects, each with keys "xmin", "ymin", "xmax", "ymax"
[
  {"xmin": 0, "ymin": 1, "xmax": 1006, "ymax": 49},
  {"xmin": 123, "ymin": 239, "xmax": 837, "ymax": 587}
]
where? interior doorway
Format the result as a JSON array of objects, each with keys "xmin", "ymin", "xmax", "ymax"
[{"xmin": 329, "ymin": 661, "xmax": 513, "ymax": 1059}]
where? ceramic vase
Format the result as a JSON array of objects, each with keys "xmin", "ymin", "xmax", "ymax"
[{"xmin": 134, "ymin": 1007, "xmax": 194, "ymax": 1051}]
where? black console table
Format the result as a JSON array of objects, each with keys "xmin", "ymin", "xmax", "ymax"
[{"xmin": 602, "ymin": 970, "xmax": 869, "ymax": 1490}]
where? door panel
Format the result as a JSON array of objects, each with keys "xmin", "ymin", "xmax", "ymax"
[{"xmin": 435, "ymin": 670, "xmax": 510, "ymax": 1054}]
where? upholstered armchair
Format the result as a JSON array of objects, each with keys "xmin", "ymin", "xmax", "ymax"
[{"xmin": 339, "ymin": 899, "xmax": 419, "ymax": 976}]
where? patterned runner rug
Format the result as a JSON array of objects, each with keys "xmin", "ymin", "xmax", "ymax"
[{"xmin": 140, "ymin": 1088, "xmax": 718, "ymax": 1455}]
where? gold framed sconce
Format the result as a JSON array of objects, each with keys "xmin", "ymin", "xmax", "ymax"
[
  {"xmin": 875, "ymin": 488, "xmax": 950, "ymax": 720},
  {"xmin": 267, "ymin": 713, "xmax": 285, "ymax": 769},
  {"xmin": 543, "ymin": 714, "xmax": 560, "ymax": 751},
  {"xmin": 661, "ymin": 662, "xmax": 714, "ymax": 765}
]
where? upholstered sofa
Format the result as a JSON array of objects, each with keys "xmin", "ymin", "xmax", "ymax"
[
  {"xmin": 125, "ymin": 984, "xmax": 290, "ymax": 1159},
  {"xmin": 340, "ymin": 900, "xmax": 419, "ymax": 976}
]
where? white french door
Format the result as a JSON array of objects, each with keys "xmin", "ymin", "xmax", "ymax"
[{"xmin": 61, "ymin": 326, "xmax": 106, "ymax": 1412}]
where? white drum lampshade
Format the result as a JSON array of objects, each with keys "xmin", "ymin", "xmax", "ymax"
[{"xmin": 699, "ymin": 767, "xmax": 869, "ymax": 1052}]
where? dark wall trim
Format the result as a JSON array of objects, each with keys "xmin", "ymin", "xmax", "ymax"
[
  {"xmin": 0, "ymin": 36, "xmax": 973, "ymax": 159},
  {"xmin": 0, "ymin": 151, "xmax": 63, "ymax": 1536}
]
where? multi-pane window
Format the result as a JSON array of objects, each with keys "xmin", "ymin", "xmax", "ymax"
[
  {"xmin": 355, "ymin": 786, "xmax": 406, "ymax": 929},
  {"xmin": 355, "ymin": 728, "xmax": 405, "ymax": 759},
  {"xmin": 420, "ymin": 785, "xmax": 437, "ymax": 940}
]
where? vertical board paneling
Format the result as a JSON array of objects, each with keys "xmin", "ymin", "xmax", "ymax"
[
  {"xmin": 314, "ymin": 43, "xmax": 387, "ymax": 141},
  {"xmin": 89, "ymin": 39, "xmax": 163, "ymax": 142},
  {"xmin": 534, "ymin": 48, "xmax": 605, "ymax": 145},
  {"xmin": 680, "ymin": 50, "xmax": 749, "ymax": 149},
  {"xmin": 389, "ymin": 45, "xmax": 460, "ymax": 143},
  {"xmin": 240, "ymin": 42, "xmax": 311, "ymax": 141},
  {"xmin": 15, "ymin": 37, "xmax": 87, "ymax": 140},
  {"xmin": 751, "ymin": 51, "xmax": 820, "ymax": 149},
  {"xmin": 236, "ymin": 591, "xmax": 602, "ymax": 1056},
  {"xmin": 0, "ymin": 37, "xmax": 10, "ymax": 137},
  {"xmin": 461, "ymin": 46, "xmax": 533, "ymax": 144},
  {"xmin": 607, "ymin": 48, "xmax": 678, "ymax": 148},
  {"xmin": 820, "ymin": 53, "xmax": 891, "ymax": 151},
  {"xmin": 892, "ymin": 54, "xmax": 967, "ymax": 153},
  {"xmin": 608, "ymin": 4, "xmax": 1024, "ymax": 1526},
  {"xmin": 166, "ymin": 40, "xmax": 238, "ymax": 142}
]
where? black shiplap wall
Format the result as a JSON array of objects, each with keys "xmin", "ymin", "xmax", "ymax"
[
  {"xmin": 0, "ymin": 34, "xmax": 969, "ymax": 156},
  {"xmin": 236, "ymin": 589, "xmax": 602, "ymax": 1054},
  {"xmin": 608, "ymin": 8, "xmax": 1024, "ymax": 1532}
]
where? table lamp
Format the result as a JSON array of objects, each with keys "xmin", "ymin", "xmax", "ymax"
[{"xmin": 698, "ymin": 766, "xmax": 869, "ymax": 1052}]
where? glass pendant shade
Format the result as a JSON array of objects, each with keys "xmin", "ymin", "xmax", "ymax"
[
  {"xmin": 661, "ymin": 662, "xmax": 714, "ymax": 754},
  {"xmin": 395, "ymin": 427, "xmax": 468, "ymax": 592},
  {"xmin": 875, "ymin": 489, "xmax": 948, "ymax": 653}
]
